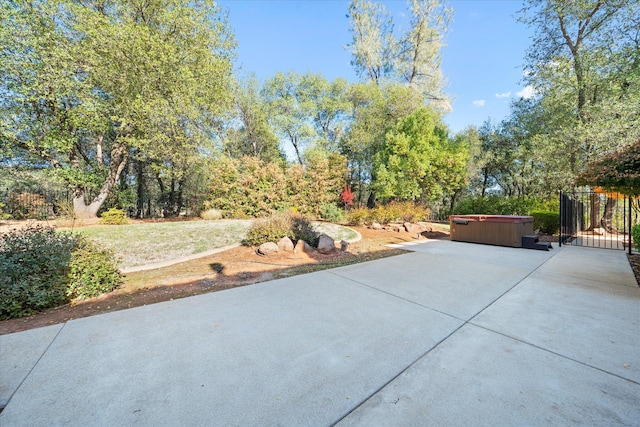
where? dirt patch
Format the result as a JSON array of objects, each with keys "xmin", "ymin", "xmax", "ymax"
[{"xmin": 0, "ymin": 225, "xmax": 448, "ymax": 335}]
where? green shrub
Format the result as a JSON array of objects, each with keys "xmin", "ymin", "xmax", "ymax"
[
  {"xmin": 347, "ymin": 208, "xmax": 369, "ymax": 226},
  {"xmin": 200, "ymin": 208, "xmax": 223, "ymax": 220},
  {"xmin": 0, "ymin": 226, "xmax": 76, "ymax": 319},
  {"xmin": 244, "ymin": 214, "xmax": 293, "ymax": 246},
  {"xmin": 67, "ymin": 237, "xmax": 121, "ymax": 300},
  {"xmin": 0, "ymin": 201, "xmax": 11, "ymax": 221},
  {"xmin": 453, "ymin": 196, "xmax": 544, "ymax": 216},
  {"xmin": 632, "ymin": 223, "xmax": 640, "ymax": 251},
  {"xmin": 346, "ymin": 203, "xmax": 432, "ymax": 226},
  {"xmin": 290, "ymin": 214, "xmax": 320, "ymax": 247},
  {"xmin": 320, "ymin": 203, "xmax": 344, "ymax": 223},
  {"xmin": 0, "ymin": 225, "xmax": 121, "ymax": 319},
  {"xmin": 531, "ymin": 210, "xmax": 560, "ymax": 235},
  {"xmin": 206, "ymin": 154, "xmax": 346, "ymax": 219},
  {"xmin": 99, "ymin": 208, "xmax": 129, "ymax": 225},
  {"xmin": 371, "ymin": 203, "xmax": 399, "ymax": 224},
  {"xmin": 243, "ymin": 212, "xmax": 319, "ymax": 247}
]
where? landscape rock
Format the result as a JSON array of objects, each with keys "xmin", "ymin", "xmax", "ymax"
[
  {"xmin": 340, "ymin": 240, "xmax": 349, "ymax": 251},
  {"xmin": 417, "ymin": 222, "xmax": 433, "ymax": 232},
  {"xmin": 371, "ymin": 222, "xmax": 382, "ymax": 230},
  {"xmin": 277, "ymin": 236, "xmax": 294, "ymax": 252},
  {"xmin": 257, "ymin": 242, "xmax": 279, "ymax": 255},
  {"xmin": 388, "ymin": 223, "xmax": 402, "ymax": 232},
  {"xmin": 403, "ymin": 222, "xmax": 424, "ymax": 234},
  {"xmin": 317, "ymin": 233, "xmax": 336, "ymax": 254},
  {"xmin": 294, "ymin": 239, "xmax": 315, "ymax": 254}
]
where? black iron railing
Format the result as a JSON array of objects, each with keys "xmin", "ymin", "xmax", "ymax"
[{"xmin": 560, "ymin": 191, "xmax": 635, "ymax": 254}]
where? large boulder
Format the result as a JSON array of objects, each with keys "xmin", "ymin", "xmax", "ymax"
[
  {"xmin": 277, "ymin": 236, "xmax": 294, "ymax": 252},
  {"xmin": 370, "ymin": 222, "xmax": 382, "ymax": 230},
  {"xmin": 294, "ymin": 239, "xmax": 315, "ymax": 254},
  {"xmin": 317, "ymin": 233, "xmax": 336, "ymax": 254},
  {"xmin": 403, "ymin": 222, "xmax": 424, "ymax": 234},
  {"xmin": 258, "ymin": 242, "xmax": 279, "ymax": 255}
]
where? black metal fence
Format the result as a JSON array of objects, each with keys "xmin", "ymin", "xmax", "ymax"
[
  {"xmin": 0, "ymin": 187, "xmax": 197, "ymax": 220},
  {"xmin": 1, "ymin": 188, "xmax": 74, "ymax": 220},
  {"xmin": 560, "ymin": 191, "xmax": 637, "ymax": 254}
]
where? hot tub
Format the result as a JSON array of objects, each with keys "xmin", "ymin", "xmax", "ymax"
[{"xmin": 449, "ymin": 215, "xmax": 534, "ymax": 248}]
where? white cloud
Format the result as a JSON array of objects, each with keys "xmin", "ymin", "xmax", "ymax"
[
  {"xmin": 495, "ymin": 91, "xmax": 511, "ymax": 98},
  {"xmin": 516, "ymin": 86, "xmax": 536, "ymax": 99},
  {"xmin": 472, "ymin": 99, "xmax": 485, "ymax": 107}
]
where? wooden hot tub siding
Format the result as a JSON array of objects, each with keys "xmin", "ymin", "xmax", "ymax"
[{"xmin": 449, "ymin": 215, "xmax": 534, "ymax": 248}]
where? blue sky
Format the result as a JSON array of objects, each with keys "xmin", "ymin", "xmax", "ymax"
[{"xmin": 217, "ymin": 0, "xmax": 534, "ymax": 134}]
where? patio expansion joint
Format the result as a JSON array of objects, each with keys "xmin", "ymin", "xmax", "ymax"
[
  {"xmin": 466, "ymin": 322, "xmax": 640, "ymax": 386},
  {"xmin": 328, "ymin": 247, "xmax": 566, "ymax": 425},
  {"xmin": 328, "ymin": 309, "xmax": 469, "ymax": 427},
  {"xmin": 327, "ymin": 270, "xmax": 466, "ymax": 323},
  {"xmin": 1, "ymin": 322, "xmax": 68, "ymax": 411},
  {"xmin": 526, "ymin": 268, "xmax": 640, "ymax": 290}
]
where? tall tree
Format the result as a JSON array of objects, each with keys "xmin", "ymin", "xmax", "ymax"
[
  {"xmin": 342, "ymin": 81, "xmax": 424, "ymax": 206},
  {"xmin": 372, "ymin": 107, "xmax": 467, "ymax": 202},
  {"xmin": 520, "ymin": 0, "xmax": 638, "ymax": 178},
  {"xmin": 262, "ymin": 72, "xmax": 315, "ymax": 165},
  {"xmin": 225, "ymin": 75, "xmax": 284, "ymax": 163},
  {"xmin": 297, "ymin": 74, "xmax": 351, "ymax": 152},
  {"xmin": 0, "ymin": 0, "xmax": 235, "ymax": 218},
  {"xmin": 346, "ymin": 0, "xmax": 397, "ymax": 84},
  {"xmin": 346, "ymin": 0, "xmax": 451, "ymax": 105},
  {"xmin": 396, "ymin": 0, "xmax": 452, "ymax": 103}
]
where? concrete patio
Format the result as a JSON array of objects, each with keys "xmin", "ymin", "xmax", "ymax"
[{"xmin": 1, "ymin": 240, "xmax": 638, "ymax": 426}]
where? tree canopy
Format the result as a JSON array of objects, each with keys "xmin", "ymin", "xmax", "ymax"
[
  {"xmin": 347, "ymin": 0, "xmax": 451, "ymax": 107},
  {"xmin": 1, "ymin": 0, "xmax": 235, "ymax": 217},
  {"xmin": 577, "ymin": 140, "xmax": 640, "ymax": 196}
]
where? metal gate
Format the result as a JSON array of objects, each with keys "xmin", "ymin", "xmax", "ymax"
[{"xmin": 559, "ymin": 191, "xmax": 637, "ymax": 254}]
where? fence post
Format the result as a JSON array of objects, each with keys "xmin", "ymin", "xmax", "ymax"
[
  {"xmin": 559, "ymin": 191, "xmax": 563, "ymax": 248},
  {"xmin": 629, "ymin": 196, "xmax": 633, "ymax": 256}
]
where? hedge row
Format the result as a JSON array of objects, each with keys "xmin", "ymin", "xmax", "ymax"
[{"xmin": 206, "ymin": 153, "xmax": 346, "ymax": 218}]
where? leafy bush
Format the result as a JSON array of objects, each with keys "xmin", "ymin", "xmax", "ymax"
[
  {"xmin": 66, "ymin": 237, "xmax": 121, "ymax": 300},
  {"xmin": 382, "ymin": 201, "xmax": 431, "ymax": 223},
  {"xmin": 243, "ymin": 212, "xmax": 319, "ymax": 247},
  {"xmin": 99, "ymin": 208, "xmax": 129, "ymax": 225},
  {"xmin": 0, "ymin": 226, "xmax": 74, "ymax": 319},
  {"xmin": 347, "ymin": 208, "xmax": 369, "ymax": 226},
  {"xmin": 244, "ymin": 214, "xmax": 292, "ymax": 246},
  {"xmin": 0, "ymin": 201, "xmax": 11, "ymax": 221},
  {"xmin": 0, "ymin": 225, "xmax": 121, "ymax": 319},
  {"xmin": 453, "ymin": 196, "xmax": 542, "ymax": 216},
  {"xmin": 290, "ymin": 214, "xmax": 320, "ymax": 247},
  {"xmin": 207, "ymin": 154, "xmax": 347, "ymax": 219},
  {"xmin": 348, "ymin": 202, "xmax": 432, "ymax": 225},
  {"xmin": 531, "ymin": 210, "xmax": 560, "ymax": 235},
  {"xmin": 320, "ymin": 203, "xmax": 344, "ymax": 223},
  {"xmin": 200, "ymin": 208, "xmax": 223, "ymax": 220},
  {"xmin": 632, "ymin": 223, "xmax": 640, "ymax": 251}
]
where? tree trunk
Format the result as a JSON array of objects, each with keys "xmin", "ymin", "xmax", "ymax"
[
  {"xmin": 73, "ymin": 141, "xmax": 129, "ymax": 219},
  {"xmin": 600, "ymin": 197, "xmax": 617, "ymax": 232},
  {"xmin": 136, "ymin": 159, "xmax": 145, "ymax": 218},
  {"xmin": 449, "ymin": 188, "xmax": 460, "ymax": 213},
  {"xmin": 587, "ymin": 193, "xmax": 600, "ymax": 231},
  {"xmin": 366, "ymin": 191, "xmax": 376, "ymax": 208}
]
